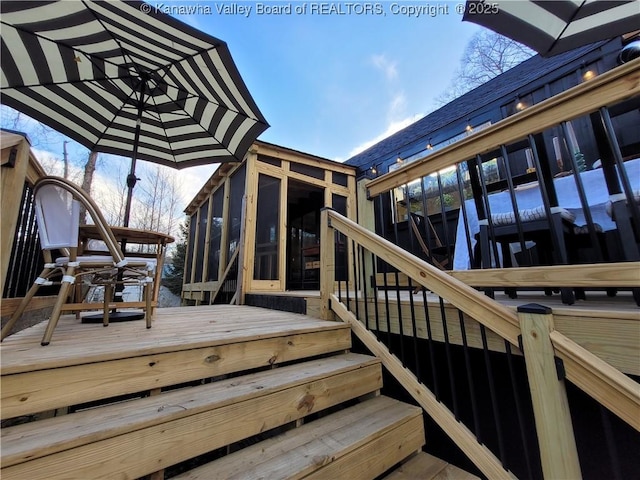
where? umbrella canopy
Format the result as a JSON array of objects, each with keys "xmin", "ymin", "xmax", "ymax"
[
  {"xmin": 463, "ymin": 0, "xmax": 640, "ymax": 57},
  {"xmin": 1, "ymin": 0, "xmax": 269, "ymax": 224}
]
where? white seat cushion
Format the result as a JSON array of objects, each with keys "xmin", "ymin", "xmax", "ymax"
[
  {"xmin": 56, "ymin": 256, "xmax": 156, "ymax": 272},
  {"xmin": 486, "ymin": 205, "xmax": 575, "ymax": 226},
  {"xmin": 606, "ymin": 190, "xmax": 640, "ymax": 218}
]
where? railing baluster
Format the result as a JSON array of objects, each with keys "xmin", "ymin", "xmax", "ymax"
[
  {"xmin": 382, "ymin": 264, "xmax": 392, "ymax": 348},
  {"xmin": 600, "ymin": 405, "xmax": 623, "ymax": 480},
  {"xmin": 351, "ymin": 239, "xmax": 359, "ymax": 319},
  {"xmin": 439, "ymin": 297, "xmax": 459, "ymax": 420},
  {"xmin": 407, "ymin": 278, "xmax": 421, "ymax": 380},
  {"xmin": 394, "ymin": 271, "xmax": 405, "ymax": 366},
  {"xmin": 480, "ymin": 324, "xmax": 508, "ymax": 468},
  {"xmin": 505, "ymin": 340, "xmax": 537, "ymax": 479},
  {"xmin": 458, "ymin": 309, "xmax": 481, "ymax": 442},
  {"xmin": 360, "ymin": 245, "xmax": 370, "ymax": 330},
  {"xmin": 370, "ymin": 252, "xmax": 381, "ymax": 335},
  {"xmin": 423, "ymin": 290, "xmax": 440, "ymax": 400}
]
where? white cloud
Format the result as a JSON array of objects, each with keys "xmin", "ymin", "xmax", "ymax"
[
  {"xmin": 370, "ymin": 54, "xmax": 398, "ymax": 82},
  {"xmin": 346, "ymin": 112, "xmax": 424, "ymax": 159}
]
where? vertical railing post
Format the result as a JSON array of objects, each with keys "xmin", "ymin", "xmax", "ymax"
[
  {"xmin": 357, "ymin": 179, "xmax": 376, "ymax": 299},
  {"xmin": 320, "ymin": 208, "xmax": 335, "ymax": 320},
  {"xmin": 518, "ymin": 303, "xmax": 582, "ymax": 479}
]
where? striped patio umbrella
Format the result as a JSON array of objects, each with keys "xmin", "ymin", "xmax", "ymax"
[
  {"xmin": 463, "ymin": 0, "xmax": 640, "ymax": 57},
  {"xmin": 0, "ymin": 0, "xmax": 268, "ymax": 226}
]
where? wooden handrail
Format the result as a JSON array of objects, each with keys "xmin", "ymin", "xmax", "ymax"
[
  {"xmin": 449, "ymin": 262, "xmax": 640, "ymax": 288},
  {"xmin": 323, "ymin": 208, "xmax": 640, "ymax": 436},
  {"xmin": 367, "ymin": 58, "xmax": 640, "ymax": 198},
  {"xmin": 550, "ymin": 331, "xmax": 640, "ymax": 432},
  {"xmin": 325, "ymin": 209, "xmax": 521, "ymax": 346}
]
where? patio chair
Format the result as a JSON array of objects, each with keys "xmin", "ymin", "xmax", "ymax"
[
  {"xmin": 477, "ymin": 205, "xmax": 577, "ymax": 303},
  {"xmin": 0, "ymin": 176, "xmax": 155, "ymax": 345},
  {"xmin": 606, "ymin": 190, "xmax": 640, "ymax": 304}
]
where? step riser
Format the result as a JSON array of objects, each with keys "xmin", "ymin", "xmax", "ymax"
[
  {"xmin": 178, "ymin": 396, "xmax": 425, "ymax": 480},
  {"xmin": 2, "ymin": 363, "xmax": 382, "ymax": 480},
  {"xmin": 305, "ymin": 415, "xmax": 425, "ymax": 480},
  {"xmin": 1, "ymin": 329, "xmax": 351, "ymax": 419}
]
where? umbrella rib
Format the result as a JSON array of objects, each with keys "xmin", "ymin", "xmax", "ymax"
[
  {"xmin": 2, "ymin": 0, "xmax": 269, "ymax": 165},
  {"xmin": 545, "ymin": 0, "xmax": 587, "ymax": 55}
]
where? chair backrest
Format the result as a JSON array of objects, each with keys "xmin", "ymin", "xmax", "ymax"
[
  {"xmin": 35, "ymin": 182, "xmax": 81, "ymax": 250},
  {"xmin": 34, "ymin": 176, "xmax": 125, "ymax": 264}
]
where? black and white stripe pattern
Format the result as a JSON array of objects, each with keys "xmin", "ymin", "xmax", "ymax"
[
  {"xmin": 464, "ymin": 0, "xmax": 640, "ymax": 57},
  {"xmin": 1, "ymin": 0, "xmax": 268, "ymax": 167}
]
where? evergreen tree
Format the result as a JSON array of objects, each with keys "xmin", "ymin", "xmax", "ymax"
[{"xmin": 163, "ymin": 218, "xmax": 189, "ymax": 296}]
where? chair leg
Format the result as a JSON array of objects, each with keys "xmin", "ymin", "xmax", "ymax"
[
  {"xmin": 145, "ymin": 280, "xmax": 152, "ymax": 329},
  {"xmin": 103, "ymin": 284, "xmax": 113, "ymax": 327},
  {"xmin": 1, "ymin": 268, "xmax": 51, "ymax": 341},
  {"xmin": 479, "ymin": 226, "xmax": 495, "ymax": 299},
  {"xmin": 41, "ymin": 267, "xmax": 75, "ymax": 346},
  {"xmin": 550, "ymin": 215, "xmax": 574, "ymax": 305}
]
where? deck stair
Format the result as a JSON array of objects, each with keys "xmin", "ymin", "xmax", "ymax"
[{"xmin": 0, "ymin": 305, "xmax": 459, "ymax": 479}]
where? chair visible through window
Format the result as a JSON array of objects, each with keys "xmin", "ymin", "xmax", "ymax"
[{"xmin": 1, "ymin": 176, "xmax": 155, "ymax": 345}]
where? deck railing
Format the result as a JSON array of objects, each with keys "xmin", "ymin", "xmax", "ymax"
[
  {"xmin": 1, "ymin": 132, "xmax": 49, "ymax": 318},
  {"xmin": 365, "ymin": 59, "xmax": 640, "ymax": 304},
  {"xmin": 320, "ymin": 208, "xmax": 639, "ymax": 479}
]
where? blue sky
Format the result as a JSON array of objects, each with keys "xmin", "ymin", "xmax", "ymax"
[
  {"xmin": 2, "ymin": 1, "xmax": 483, "ymax": 208},
  {"xmin": 171, "ymin": 0, "xmax": 482, "ymax": 160}
]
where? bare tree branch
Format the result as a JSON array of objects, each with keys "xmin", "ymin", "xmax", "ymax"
[{"xmin": 434, "ymin": 31, "xmax": 534, "ymax": 107}]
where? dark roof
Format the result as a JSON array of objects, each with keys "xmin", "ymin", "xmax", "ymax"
[{"xmin": 345, "ymin": 41, "xmax": 612, "ymax": 169}]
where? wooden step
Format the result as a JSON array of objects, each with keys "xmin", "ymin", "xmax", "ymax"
[
  {"xmin": 1, "ymin": 305, "xmax": 352, "ymax": 419},
  {"xmin": 1, "ymin": 353, "xmax": 381, "ymax": 480},
  {"xmin": 175, "ymin": 395, "xmax": 425, "ymax": 480},
  {"xmin": 384, "ymin": 452, "xmax": 480, "ymax": 479}
]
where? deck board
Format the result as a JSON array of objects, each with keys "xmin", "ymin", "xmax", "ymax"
[{"xmin": 0, "ymin": 305, "xmax": 347, "ymax": 375}]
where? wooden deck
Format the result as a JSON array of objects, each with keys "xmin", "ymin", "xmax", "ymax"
[
  {"xmin": 0, "ymin": 305, "xmax": 352, "ymax": 420},
  {"xmin": 0, "ymin": 304, "xmax": 453, "ymax": 480},
  {"xmin": 0, "ymin": 304, "xmax": 347, "ymax": 374}
]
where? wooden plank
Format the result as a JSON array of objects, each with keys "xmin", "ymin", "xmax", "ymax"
[
  {"xmin": 0, "ymin": 305, "xmax": 348, "ymax": 374},
  {"xmin": 350, "ymin": 298, "xmax": 511, "ymax": 354},
  {"xmin": 1, "ymin": 355, "xmax": 382, "ymax": 479},
  {"xmin": 554, "ymin": 313, "xmax": 640, "ymax": 376},
  {"xmin": 332, "ymin": 296, "xmax": 516, "ymax": 480},
  {"xmin": 518, "ymin": 306, "xmax": 582, "ymax": 479},
  {"xmin": 367, "ymin": 59, "xmax": 640, "ymax": 197},
  {"xmin": 551, "ymin": 330, "xmax": 640, "ymax": 431},
  {"xmin": 1, "ymin": 328, "xmax": 352, "ymax": 420},
  {"xmin": 449, "ymin": 262, "xmax": 640, "ymax": 288},
  {"xmin": 2, "ymin": 353, "xmax": 379, "ymax": 467},
  {"xmin": 176, "ymin": 396, "xmax": 422, "ymax": 480},
  {"xmin": 254, "ymin": 142, "xmax": 357, "ymax": 176},
  {"xmin": 320, "ymin": 208, "xmax": 336, "ymax": 320},
  {"xmin": 350, "ymin": 291, "xmax": 639, "ymax": 375},
  {"xmin": 0, "ymin": 296, "xmax": 57, "ymax": 317},
  {"xmin": 1, "ymin": 133, "xmax": 31, "ymax": 295},
  {"xmin": 384, "ymin": 452, "xmax": 479, "ymax": 480},
  {"xmin": 305, "ymin": 409, "xmax": 424, "ymax": 480},
  {"xmin": 242, "ymin": 150, "xmax": 259, "ymax": 298}
]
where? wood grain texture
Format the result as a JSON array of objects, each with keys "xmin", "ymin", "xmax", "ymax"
[{"xmin": 2, "ymin": 354, "xmax": 382, "ymax": 479}]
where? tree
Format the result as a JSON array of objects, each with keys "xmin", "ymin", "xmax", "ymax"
[
  {"xmin": 435, "ymin": 31, "xmax": 534, "ymax": 106},
  {"xmin": 79, "ymin": 151, "xmax": 98, "ymax": 224},
  {"xmin": 163, "ymin": 218, "xmax": 189, "ymax": 296}
]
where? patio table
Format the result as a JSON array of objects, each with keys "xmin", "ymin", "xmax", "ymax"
[
  {"xmin": 79, "ymin": 225, "xmax": 175, "ymax": 308},
  {"xmin": 453, "ymin": 157, "xmax": 640, "ymax": 270}
]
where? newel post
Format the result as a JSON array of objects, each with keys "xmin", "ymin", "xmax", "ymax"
[
  {"xmin": 319, "ymin": 208, "xmax": 335, "ymax": 320},
  {"xmin": 518, "ymin": 303, "xmax": 582, "ymax": 479}
]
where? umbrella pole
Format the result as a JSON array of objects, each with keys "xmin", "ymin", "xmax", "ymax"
[
  {"xmin": 110, "ymin": 82, "xmax": 147, "ymax": 321},
  {"xmin": 122, "ymin": 80, "xmax": 147, "ymax": 228}
]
